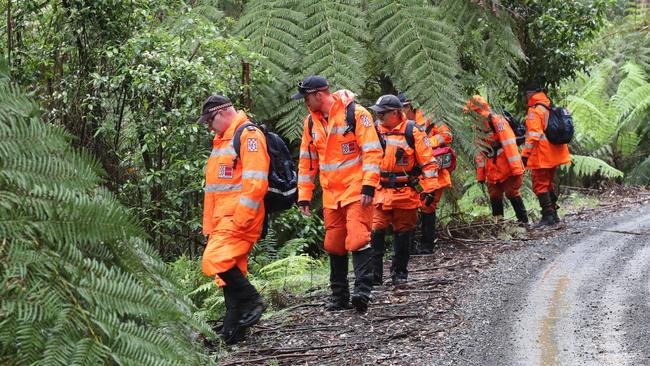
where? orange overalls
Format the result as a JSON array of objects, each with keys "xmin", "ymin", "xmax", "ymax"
[
  {"xmin": 373, "ymin": 115, "xmax": 441, "ymax": 232},
  {"xmin": 414, "ymin": 110, "xmax": 453, "ymax": 213},
  {"xmin": 297, "ymin": 90, "xmax": 383, "ymax": 256},
  {"xmin": 202, "ymin": 111, "xmax": 270, "ymax": 287},
  {"xmin": 468, "ymin": 98, "xmax": 525, "ymax": 200},
  {"xmin": 522, "ymin": 92, "xmax": 571, "ymax": 195}
]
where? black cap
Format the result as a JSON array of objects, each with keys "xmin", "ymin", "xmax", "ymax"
[
  {"xmin": 291, "ymin": 75, "xmax": 329, "ymax": 100},
  {"xmin": 397, "ymin": 92, "xmax": 411, "ymax": 106},
  {"xmin": 525, "ymin": 81, "xmax": 544, "ymax": 93},
  {"xmin": 197, "ymin": 95, "xmax": 232, "ymax": 124},
  {"xmin": 369, "ymin": 94, "xmax": 403, "ymax": 112}
]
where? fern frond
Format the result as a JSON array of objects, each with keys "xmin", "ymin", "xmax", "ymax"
[
  {"xmin": 369, "ymin": 0, "xmax": 463, "ymax": 129},
  {"xmin": 560, "ymin": 155, "xmax": 624, "ymax": 179}
]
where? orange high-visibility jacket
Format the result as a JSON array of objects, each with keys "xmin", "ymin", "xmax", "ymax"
[
  {"xmin": 522, "ymin": 92, "xmax": 571, "ymax": 169},
  {"xmin": 298, "ymin": 90, "xmax": 383, "ymax": 209},
  {"xmin": 202, "ymin": 111, "xmax": 270, "ymax": 236},
  {"xmin": 467, "ymin": 97, "xmax": 524, "ymax": 184},
  {"xmin": 414, "ymin": 110, "xmax": 453, "ymax": 189},
  {"xmin": 374, "ymin": 114, "xmax": 440, "ymax": 210}
]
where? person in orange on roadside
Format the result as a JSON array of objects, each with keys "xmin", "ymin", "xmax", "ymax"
[
  {"xmin": 369, "ymin": 95, "xmax": 441, "ymax": 287},
  {"xmin": 198, "ymin": 95, "xmax": 269, "ymax": 344},
  {"xmin": 465, "ymin": 95, "xmax": 529, "ymax": 224},
  {"xmin": 522, "ymin": 82, "xmax": 571, "ymax": 226},
  {"xmin": 398, "ymin": 93, "xmax": 452, "ymax": 254},
  {"xmin": 294, "ymin": 76, "xmax": 383, "ymax": 313}
]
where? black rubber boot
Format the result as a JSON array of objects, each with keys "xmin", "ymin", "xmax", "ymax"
[
  {"xmin": 351, "ymin": 247, "xmax": 374, "ymax": 313},
  {"xmin": 390, "ymin": 231, "xmax": 411, "ymax": 287},
  {"xmin": 217, "ymin": 286, "xmax": 246, "ymax": 345},
  {"xmin": 535, "ymin": 192, "xmax": 557, "ymax": 227},
  {"xmin": 549, "ymin": 189, "xmax": 560, "ymax": 223},
  {"xmin": 325, "ymin": 254, "xmax": 351, "ymax": 311},
  {"xmin": 490, "ymin": 198, "xmax": 504, "ymax": 217},
  {"xmin": 508, "ymin": 196, "xmax": 529, "ymax": 224},
  {"xmin": 417, "ymin": 212, "xmax": 436, "ymax": 255},
  {"xmin": 370, "ymin": 230, "xmax": 386, "ymax": 286},
  {"xmin": 218, "ymin": 267, "xmax": 267, "ymax": 330}
]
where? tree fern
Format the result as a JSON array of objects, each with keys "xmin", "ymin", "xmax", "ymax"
[
  {"xmin": 0, "ymin": 72, "xmax": 213, "ymax": 365},
  {"xmin": 237, "ymin": 0, "xmax": 304, "ymax": 123},
  {"xmin": 369, "ymin": 0, "xmax": 462, "ymax": 124}
]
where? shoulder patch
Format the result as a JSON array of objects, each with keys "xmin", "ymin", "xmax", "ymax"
[
  {"xmin": 247, "ymin": 137, "xmax": 258, "ymax": 152},
  {"xmin": 528, "ymin": 112, "xmax": 535, "ymax": 120},
  {"xmin": 496, "ymin": 122, "xmax": 506, "ymax": 132},
  {"xmin": 424, "ymin": 136, "xmax": 432, "ymax": 148},
  {"xmin": 360, "ymin": 114, "xmax": 372, "ymax": 128}
]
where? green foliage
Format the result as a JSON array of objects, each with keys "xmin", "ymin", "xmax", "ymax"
[
  {"xmin": 560, "ymin": 155, "xmax": 624, "ymax": 179},
  {"xmin": 0, "ymin": 72, "xmax": 212, "ymax": 365},
  {"xmin": 503, "ymin": 0, "xmax": 610, "ymax": 93}
]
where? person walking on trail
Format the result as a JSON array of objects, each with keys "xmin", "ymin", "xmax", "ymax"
[
  {"xmin": 294, "ymin": 75, "xmax": 383, "ymax": 313},
  {"xmin": 398, "ymin": 93, "xmax": 453, "ymax": 254},
  {"xmin": 198, "ymin": 95, "xmax": 269, "ymax": 344},
  {"xmin": 522, "ymin": 82, "xmax": 571, "ymax": 226},
  {"xmin": 368, "ymin": 95, "xmax": 441, "ymax": 287},
  {"xmin": 465, "ymin": 95, "xmax": 528, "ymax": 224}
]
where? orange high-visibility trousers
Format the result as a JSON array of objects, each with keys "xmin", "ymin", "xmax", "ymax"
[
  {"xmin": 323, "ymin": 201, "xmax": 373, "ymax": 256},
  {"xmin": 202, "ymin": 226, "xmax": 259, "ymax": 287},
  {"xmin": 372, "ymin": 207, "xmax": 418, "ymax": 232},
  {"xmin": 420, "ymin": 188, "xmax": 444, "ymax": 214},
  {"xmin": 531, "ymin": 167, "xmax": 557, "ymax": 195},
  {"xmin": 487, "ymin": 174, "xmax": 524, "ymax": 200}
]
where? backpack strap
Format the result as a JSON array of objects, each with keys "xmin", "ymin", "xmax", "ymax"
[
  {"xmin": 307, "ymin": 115, "xmax": 315, "ymax": 170},
  {"xmin": 232, "ymin": 121, "xmax": 260, "ymax": 167},
  {"xmin": 404, "ymin": 120, "xmax": 416, "ymax": 150},
  {"xmin": 344, "ymin": 101, "xmax": 356, "ymax": 135}
]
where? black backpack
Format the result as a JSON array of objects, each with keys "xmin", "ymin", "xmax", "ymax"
[
  {"xmin": 502, "ymin": 110, "xmax": 527, "ymax": 141},
  {"xmin": 233, "ymin": 121, "xmax": 297, "ymax": 213},
  {"xmin": 533, "ymin": 103, "xmax": 574, "ymax": 145}
]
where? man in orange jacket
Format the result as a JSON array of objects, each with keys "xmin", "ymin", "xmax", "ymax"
[
  {"xmin": 522, "ymin": 82, "xmax": 571, "ymax": 226},
  {"xmin": 398, "ymin": 93, "xmax": 453, "ymax": 254},
  {"xmin": 465, "ymin": 95, "xmax": 528, "ymax": 223},
  {"xmin": 198, "ymin": 95, "xmax": 269, "ymax": 344},
  {"xmin": 369, "ymin": 95, "xmax": 441, "ymax": 286},
  {"xmin": 294, "ymin": 76, "xmax": 384, "ymax": 312}
]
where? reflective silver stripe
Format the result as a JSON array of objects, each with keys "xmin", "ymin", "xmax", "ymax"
[
  {"xmin": 299, "ymin": 151, "xmax": 318, "ymax": 159},
  {"xmin": 524, "ymin": 143, "xmax": 534, "ymax": 150},
  {"xmin": 496, "ymin": 148, "xmax": 504, "ymax": 155},
  {"xmin": 422, "ymin": 170, "xmax": 438, "ymax": 178},
  {"xmin": 385, "ymin": 138, "xmax": 408, "ymax": 148},
  {"xmin": 422, "ymin": 158, "xmax": 437, "ymax": 165},
  {"xmin": 205, "ymin": 183, "xmax": 242, "ymax": 192},
  {"xmin": 508, "ymin": 155, "xmax": 521, "ymax": 163},
  {"xmin": 268, "ymin": 187, "xmax": 297, "ymax": 196},
  {"xmin": 211, "ymin": 146, "xmax": 235, "ymax": 157},
  {"xmin": 298, "ymin": 175, "xmax": 314, "ymax": 183},
  {"xmin": 435, "ymin": 135, "xmax": 445, "ymax": 144},
  {"xmin": 362, "ymin": 163, "xmax": 381, "ymax": 172},
  {"xmin": 361, "ymin": 141, "xmax": 382, "ymax": 152},
  {"xmin": 239, "ymin": 196, "xmax": 260, "ymax": 210},
  {"xmin": 329, "ymin": 126, "xmax": 349, "ymax": 135},
  {"xmin": 320, "ymin": 155, "xmax": 362, "ymax": 171},
  {"xmin": 242, "ymin": 170, "xmax": 268, "ymax": 180},
  {"xmin": 540, "ymin": 135, "xmax": 548, "ymax": 141},
  {"xmin": 528, "ymin": 132, "xmax": 541, "ymax": 137},
  {"xmin": 501, "ymin": 138, "xmax": 517, "ymax": 146}
]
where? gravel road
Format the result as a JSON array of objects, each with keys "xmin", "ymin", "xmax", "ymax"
[{"xmin": 439, "ymin": 201, "xmax": 650, "ymax": 366}]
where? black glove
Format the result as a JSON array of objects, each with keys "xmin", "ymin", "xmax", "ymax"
[
  {"xmin": 298, "ymin": 200, "xmax": 311, "ymax": 209},
  {"xmin": 420, "ymin": 191, "xmax": 436, "ymax": 206},
  {"xmin": 522, "ymin": 156, "xmax": 528, "ymax": 167}
]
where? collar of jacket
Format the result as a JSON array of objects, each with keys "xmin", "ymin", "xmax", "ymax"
[
  {"xmin": 215, "ymin": 110, "xmax": 249, "ymax": 142},
  {"xmin": 527, "ymin": 92, "xmax": 550, "ymax": 108}
]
